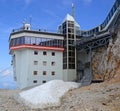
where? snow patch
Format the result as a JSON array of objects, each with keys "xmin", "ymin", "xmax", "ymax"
[{"xmin": 19, "ymin": 80, "xmax": 80, "ymax": 109}]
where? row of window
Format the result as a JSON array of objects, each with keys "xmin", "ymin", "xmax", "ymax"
[
  {"xmin": 10, "ymin": 36, "xmax": 63, "ymax": 48},
  {"xmin": 34, "ymin": 51, "xmax": 55, "ymax": 56},
  {"xmin": 33, "ymin": 80, "xmax": 46, "ymax": 84},
  {"xmin": 33, "ymin": 71, "xmax": 55, "ymax": 76},
  {"xmin": 81, "ymin": 27, "xmax": 99, "ymax": 37},
  {"xmin": 81, "ymin": 0, "xmax": 120, "ymax": 36},
  {"xmin": 34, "ymin": 61, "xmax": 55, "ymax": 66},
  {"xmin": 101, "ymin": 0, "xmax": 119, "ymax": 30}
]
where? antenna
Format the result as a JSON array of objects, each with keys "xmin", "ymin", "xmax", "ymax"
[
  {"xmin": 29, "ymin": 16, "xmax": 32, "ymax": 25},
  {"xmin": 23, "ymin": 18, "xmax": 26, "ymax": 27},
  {"xmin": 72, "ymin": 2, "xmax": 75, "ymax": 18}
]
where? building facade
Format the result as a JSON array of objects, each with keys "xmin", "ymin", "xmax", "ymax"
[{"xmin": 9, "ymin": 24, "xmax": 64, "ymax": 89}]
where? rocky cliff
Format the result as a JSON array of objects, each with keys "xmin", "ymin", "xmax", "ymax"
[{"xmin": 92, "ymin": 28, "xmax": 120, "ymax": 83}]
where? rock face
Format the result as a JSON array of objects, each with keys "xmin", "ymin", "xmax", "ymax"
[{"xmin": 92, "ymin": 29, "xmax": 120, "ymax": 82}]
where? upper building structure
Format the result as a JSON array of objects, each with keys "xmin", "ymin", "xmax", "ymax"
[{"xmin": 9, "ymin": 0, "xmax": 120, "ymax": 89}]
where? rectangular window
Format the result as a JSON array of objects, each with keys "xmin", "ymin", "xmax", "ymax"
[
  {"xmin": 18, "ymin": 37, "xmax": 24, "ymax": 45},
  {"xmin": 51, "ymin": 71, "xmax": 55, "ymax": 76},
  {"xmin": 43, "ymin": 61, "xmax": 47, "ymax": 66},
  {"xmin": 42, "ymin": 80, "xmax": 46, "ymax": 83},
  {"xmin": 52, "ymin": 52, "xmax": 55, "ymax": 56},
  {"xmin": 43, "ymin": 71, "xmax": 46, "ymax": 75},
  {"xmin": 63, "ymin": 63, "xmax": 67, "ymax": 69},
  {"xmin": 34, "ymin": 61, "xmax": 38, "ymax": 65},
  {"xmin": 33, "ymin": 80, "xmax": 37, "ymax": 83},
  {"xmin": 43, "ymin": 51, "xmax": 47, "ymax": 55},
  {"xmin": 34, "ymin": 51, "xmax": 38, "ymax": 55},
  {"xmin": 69, "ymin": 64, "xmax": 75, "ymax": 69},
  {"xmin": 34, "ymin": 71, "xmax": 38, "ymax": 75},
  {"xmin": 51, "ymin": 62, "xmax": 55, "ymax": 66},
  {"xmin": 31, "ymin": 37, "xmax": 36, "ymax": 45},
  {"xmin": 25, "ymin": 36, "xmax": 31, "ymax": 44}
]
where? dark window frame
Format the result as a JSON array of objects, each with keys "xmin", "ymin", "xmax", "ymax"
[
  {"xmin": 43, "ymin": 51, "xmax": 47, "ymax": 55},
  {"xmin": 34, "ymin": 51, "xmax": 38, "ymax": 55}
]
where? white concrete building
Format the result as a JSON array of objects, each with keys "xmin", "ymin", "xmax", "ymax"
[{"xmin": 9, "ymin": 24, "xmax": 64, "ymax": 89}]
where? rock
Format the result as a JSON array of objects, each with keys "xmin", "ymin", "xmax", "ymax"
[{"xmin": 116, "ymin": 97, "xmax": 119, "ymax": 100}]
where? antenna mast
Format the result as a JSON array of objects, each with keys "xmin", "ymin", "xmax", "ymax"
[
  {"xmin": 29, "ymin": 16, "xmax": 32, "ymax": 25},
  {"xmin": 72, "ymin": 2, "xmax": 75, "ymax": 18},
  {"xmin": 23, "ymin": 18, "xmax": 26, "ymax": 25}
]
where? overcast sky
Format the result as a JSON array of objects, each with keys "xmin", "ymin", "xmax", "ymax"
[{"xmin": 0, "ymin": 0, "xmax": 115, "ymax": 89}]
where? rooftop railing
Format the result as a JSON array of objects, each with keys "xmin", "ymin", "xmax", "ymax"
[{"xmin": 11, "ymin": 27, "xmax": 59, "ymax": 34}]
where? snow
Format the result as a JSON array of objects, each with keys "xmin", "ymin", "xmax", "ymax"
[{"xmin": 19, "ymin": 80, "xmax": 80, "ymax": 109}]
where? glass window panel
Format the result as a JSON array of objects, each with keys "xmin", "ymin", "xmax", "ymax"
[
  {"xmin": 33, "ymin": 80, "xmax": 37, "ymax": 83},
  {"xmin": 13, "ymin": 39, "xmax": 16, "ymax": 46},
  {"xmin": 42, "ymin": 80, "xmax": 46, "ymax": 83},
  {"xmin": 31, "ymin": 37, "xmax": 36, "ymax": 45},
  {"xmin": 18, "ymin": 37, "xmax": 24, "ymax": 45},
  {"xmin": 10, "ymin": 39, "xmax": 14, "ymax": 46},
  {"xmin": 34, "ymin": 51, "xmax": 38, "ymax": 55},
  {"xmin": 43, "ymin": 71, "xmax": 46, "ymax": 75},
  {"xmin": 36, "ymin": 37, "xmax": 41, "ymax": 45},
  {"xmin": 33, "ymin": 71, "xmax": 38, "ymax": 75},
  {"xmin": 52, "ymin": 52, "xmax": 55, "ymax": 56},
  {"xmin": 41, "ymin": 38, "xmax": 47, "ymax": 46},
  {"xmin": 43, "ymin": 61, "xmax": 47, "ymax": 66},
  {"xmin": 63, "ymin": 64, "xmax": 67, "ymax": 69},
  {"xmin": 51, "ymin": 71, "xmax": 55, "ymax": 76},
  {"xmin": 34, "ymin": 61, "xmax": 38, "ymax": 65},
  {"xmin": 69, "ymin": 64, "xmax": 75, "ymax": 69},
  {"xmin": 51, "ymin": 62, "xmax": 55, "ymax": 66},
  {"xmin": 25, "ymin": 37, "xmax": 31, "ymax": 44},
  {"xmin": 43, "ymin": 51, "xmax": 47, "ymax": 55}
]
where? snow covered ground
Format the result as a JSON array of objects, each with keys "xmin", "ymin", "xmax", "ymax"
[{"xmin": 19, "ymin": 80, "xmax": 80, "ymax": 109}]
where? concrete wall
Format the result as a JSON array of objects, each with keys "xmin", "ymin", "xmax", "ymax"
[{"xmin": 63, "ymin": 69, "xmax": 76, "ymax": 81}]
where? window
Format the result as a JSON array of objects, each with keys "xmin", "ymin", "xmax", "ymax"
[
  {"xmin": 25, "ymin": 37, "xmax": 31, "ymax": 44},
  {"xmin": 43, "ymin": 71, "xmax": 46, "ymax": 75},
  {"xmin": 43, "ymin": 51, "xmax": 47, "ymax": 55},
  {"xmin": 51, "ymin": 71, "xmax": 55, "ymax": 76},
  {"xmin": 52, "ymin": 52, "xmax": 55, "ymax": 56},
  {"xmin": 34, "ymin": 61, "xmax": 38, "ymax": 65},
  {"xmin": 43, "ymin": 61, "xmax": 47, "ymax": 66},
  {"xmin": 51, "ymin": 62, "xmax": 55, "ymax": 66},
  {"xmin": 42, "ymin": 80, "xmax": 46, "ymax": 83},
  {"xmin": 34, "ymin": 51, "xmax": 38, "ymax": 55},
  {"xmin": 63, "ymin": 63, "xmax": 67, "ymax": 69},
  {"xmin": 31, "ymin": 37, "xmax": 36, "ymax": 45},
  {"xmin": 18, "ymin": 37, "xmax": 24, "ymax": 45},
  {"xmin": 33, "ymin": 80, "xmax": 37, "ymax": 83},
  {"xmin": 69, "ymin": 64, "xmax": 75, "ymax": 69},
  {"xmin": 33, "ymin": 71, "xmax": 38, "ymax": 75}
]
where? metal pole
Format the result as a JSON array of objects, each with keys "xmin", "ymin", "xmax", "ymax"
[{"xmin": 89, "ymin": 47, "xmax": 93, "ymax": 83}]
